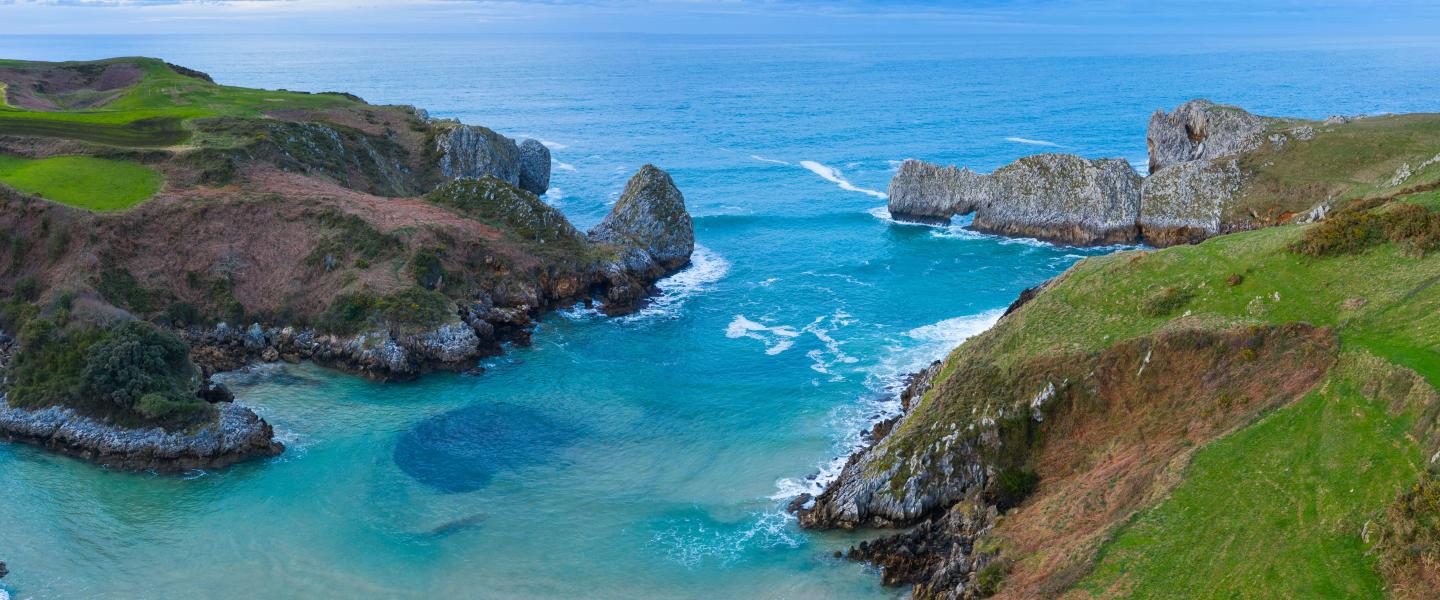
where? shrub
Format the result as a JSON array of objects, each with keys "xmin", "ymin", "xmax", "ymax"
[
  {"xmin": 1142, "ymin": 286, "xmax": 1195, "ymax": 317},
  {"xmin": 1225, "ymin": 273, "xmax": 1244, "ymax": 287},
  {"xmin": 14, "ymin": 275, "xmax": 38, "ymax": 301},
  {"xmin": 81, "ymin": 320, "xmax": 197, "ymax": 415},
  {"xmin": 989, "ymin": 467, "xmax": 1040, "ymax": 511},
  {"xmin": 1373, "ymin": 469, "xmax": 1440, "ymax": 587},
  {"xmin": 972, "ymin": 560, "xmax": 1009, "ymax": 597},
  {"xmin": 317, "ymin": 287, "xmax": 450, "ymax": 335},
  {"xmin": 1290, "ymin": 201, "xmax": 1440, "ymax": 257},
  {"xmin": 409, "ymin": 249, "xmax": 445, "ymax": 290}
]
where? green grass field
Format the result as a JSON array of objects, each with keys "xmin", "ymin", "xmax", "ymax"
[
  {"xmin": 0, "ymin": 154, "xmax": 163, "ymax": 210},
  {"xmin": 0, "ymin": 57, "xmax": 361, "ymax": 146}
]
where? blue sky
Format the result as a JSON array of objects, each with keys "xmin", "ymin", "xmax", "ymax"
[{"xmin": 1, "ymin": 0, "xmax": 1438, "ymax": 39}]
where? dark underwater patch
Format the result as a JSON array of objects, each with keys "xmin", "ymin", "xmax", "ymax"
[{"xmin": 394, "ymin": 402, "xmax": 572, "ymax": 493}]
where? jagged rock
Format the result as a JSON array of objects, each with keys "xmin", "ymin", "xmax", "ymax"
[
  {"xmin": 0, "ymin": 397, "xmax": 282, "ymax": 472},
  {"xmin": 1147, "ymin": 99, "xmax": 1272, "ymax": 173},
  {"xmin": 846, "ymin": 500, "xmax": 1000, "ymax": 598},
  {"xmin": 435, "ymin": 123, "xmax": 523, "ymax": 186},
  {"xmin": 518, "ymin": 138, "xmax": 552, "ymax": 196},
  {"xmin": 1139, "ymin": 158, "xmax": 1244, "ymax": 245},
  {"xmin": 590, "ymin": 164, "xmax": 695, "ymax": 274},
  {"xmin": 888, "ymin": 160, "xmax": 985, "ymax": 225},
  {"xmin": 972, "ymin": 154, "xmax": 1142, "ymax": 245}
]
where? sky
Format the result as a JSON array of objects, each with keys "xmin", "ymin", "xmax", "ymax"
[{"xmin": 1, "ymin": 0, "xmax": 1439, "ymax": 40}]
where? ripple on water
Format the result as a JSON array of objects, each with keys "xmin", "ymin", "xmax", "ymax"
[{"xmin": 394, "ymin": 402, "xmax": 573, "ymax": 493}]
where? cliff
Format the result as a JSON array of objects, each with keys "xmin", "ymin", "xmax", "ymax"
[
  {"xmin": 0, "ymin": 57, "xmax": 695, "ymax": 469},
  {"xmin": 888, "ymin": 100, "xmax": 1440, "ymax": 247},
  {"xmin": 802, "ymin": 191, "xmax": 1440, "ymax": 598}
]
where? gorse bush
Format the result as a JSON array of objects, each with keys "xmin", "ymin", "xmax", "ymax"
[
  {"xmin": 317, "ymin": 287, "xmax": 451, "ymax": 334},
  {"xmin": 1290, "ymin": 200, "xmax": 1440, "ymax": 257}
]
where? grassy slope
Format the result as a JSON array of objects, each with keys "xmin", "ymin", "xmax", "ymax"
[
  {"xmin": 1076, "ymin": 352, "xmax": 1425, "ymax": 598},
  {"xmin": 0, "ymin": 57, "xmax": 359, "ymax": 146},
  {"xmin": 898, "ymin": 192, "xmax": 1440, "ymax": 597},
  {"xmin": 0, "ymin": 154, "xmax": 163, "ymax": 211},
  {"xmin": 1232, "ymin": 114, "xmax": 1440, "ymax": 222}
]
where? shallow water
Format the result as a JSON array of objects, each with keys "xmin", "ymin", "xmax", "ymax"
[{"xmin": 3, "ymin": 34, "xmax": 1440, "ymax": 599}]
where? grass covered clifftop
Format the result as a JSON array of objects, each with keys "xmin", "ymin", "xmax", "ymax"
[{"xmin": 816, "ymin": 191, "xmax": 1440, "ymax": 598}]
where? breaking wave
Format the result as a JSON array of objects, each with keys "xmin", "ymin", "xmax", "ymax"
[{"xmin": 800, "ymin": 160, "xmax": 887, "ymax": 199}]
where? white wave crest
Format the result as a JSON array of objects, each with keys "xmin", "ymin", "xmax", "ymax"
[
  {"xmin": 866, "ymin": 205, "xmax": 949, "ymax": 229},
  {"xmin": 523, "ymin": 136, "xmax": 568, "ymax": 150},
  {"xmin": 800, "ymin": 160, "xmax": 887, "ymax": 199},
  {"xmin": 749, "ymin": 154, "xmax": 790, "ymax": 165},
  {"xmin": 725, "ymin": 315, "xmax": 801, "ymax": 355},
  {"xmin": 1005, "ymin": 136, "xmax": 1063, "ymax": 147},
  {"xmin": 554, "ymin": 161, "xmax": 577, "ymax": 172},
  {"xmin": 772, "ymin": 308, "xmax": 1004, "ymax": 501},
  {"xmin": 621, "ymin": 246, "xmax": 730, "ymax": 322}
]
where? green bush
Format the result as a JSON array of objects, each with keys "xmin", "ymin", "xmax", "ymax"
[
  {"xmin": 1142, "ymin": 286, "xmax": 1195, "ymax": 317},
  {"xmin": 4, "ymin": 314, "xmax": 207, "ymax": 427},
  {"xmin": 1290, "ymin": 201, "xmax": 1440, "ymax": 257},
  {"xmin": 989, "ymin": 467, "xmax": 1040, "ymax": 511},
  {"xmin": 317, "ymin": 287, "xmax": 451, "ymax": 335},
  {"xmin": 409, "ymin": 249, "xmax": 445, "ymax": 290},
  {"xmin": 972, "ymin": 560, "xmax": 1008, "ymax": 597}
]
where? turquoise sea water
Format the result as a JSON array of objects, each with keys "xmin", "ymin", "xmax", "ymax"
[{"xmin": 3, "ymin": 35, "xmax": 1440, "ymax": 599}]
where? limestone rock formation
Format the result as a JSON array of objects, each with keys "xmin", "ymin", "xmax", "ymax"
[
  {"xmin": 1146, "ymin": 99, "xmax": 1272, "ymax": 174},
  {"xmin": 518, "ymin": 138, "xmax": 552, "ymax": 196},
  {"xmin": 887, "ymin": 160, "xmax": 985, "ymax": 225},
  {"xmin": 887, "ymin": 154, "xmax": 1142, "ymax": 245},
  {"xmin": 1138, "ymin": 158, "xmax": 1244, "ymax": 245},
  {"xmin": 0, "ymin": 398, "xmax": 282, "ymax": 472},
  {"xmin": 589, "ymin": 165, "xmax": 696, "ymax": 310},
  {"xmin": 435, "ymin": 124, "xmax": 551, "ymax": 196},
  {"xmin": 972, "ymin": 154, "xmax": 1142, "ymax": 245}
]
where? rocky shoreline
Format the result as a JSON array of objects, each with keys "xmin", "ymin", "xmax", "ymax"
[{"xmin": 886, "ymin": 99, "xmax": 1312, "ymax": 247}]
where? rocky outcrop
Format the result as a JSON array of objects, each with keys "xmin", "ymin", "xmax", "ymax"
[
  {"xmin": 887, "ymin": 155, "xmax": 1142, "ymax": 246},
  {"xmin": 434, "ymin": 123, "xmax": 551, "ymax": 195},
  {"xmin": 1147, "ymin": 99, "xmax": 1273, "ymax": 174},
  {"xmin": 797, "ymin": 361, "xmax": 986, "ymax": 529},
  {"xmin": 0, "ymin": 398, "xmax": 282, "ymax": 472},
  {"xmin": 589, "ymin": 164, "xmax": 696, "ymax": 310},
  {"xmin": 844, "ymin": 500, "xmax": 1000, "ymax": 598},
  {"xmin": 518, "ymin": 138, "xmax": 551, "ymax": 196},
  {"xmin": 888, "ymin": 161, "xmax": 986, "ymax": 225},
  {"xmin": 888, "ymin": 100, "xmax": 1299, "ymax": 247},
  {"xmin": 1138, "ymin": 158, "xmax": 1244, "ymax": 245},
  {"xmin": 971, "ymin": 154, "xmax": 1142, "ymax": 245}
]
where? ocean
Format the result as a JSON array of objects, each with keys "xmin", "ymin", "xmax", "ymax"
[{"xmin": 2, "ymin": 34, "xmax": 1440, "ymax": 599}]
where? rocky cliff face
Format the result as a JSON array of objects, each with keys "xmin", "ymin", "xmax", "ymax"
[
  {"xmin": 972, "ymin": 154, "xmax": 1142, "ymax": 245},
  {"xmin": 887, "ymin": 100, "xmax": 1303, "ymax": 247},
  {"xmin": 888, "ymin": 155, "xmax": 1142, "ymax": 245},
  {"xmin": 1146, "ymin": 99, "xmax": 1273, "ymax": 174},
  {"xmin": 434, "ymin": 123, "xmax": 551, "ymax": 196},
  {"xmin": 589, "ymin": 165, "xmax": 696, "ymax": 310}
]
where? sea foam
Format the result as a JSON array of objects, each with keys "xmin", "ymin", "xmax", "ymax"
[
  {"xmin": 1005, "ymin": 136, "xmax": 1063, "ymax": 147},
  {"xmin": 621, "ymin": 246, "xmax": 730, "ymax": 322},
  {"xmin": 800, "ymin": 160, "xmax": 887, "ymax": 199}
]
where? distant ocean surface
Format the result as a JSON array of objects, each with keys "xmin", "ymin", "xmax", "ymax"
[{"xmin": 3, "ymin": 34, "xmax": 1440, "ymax": 599}]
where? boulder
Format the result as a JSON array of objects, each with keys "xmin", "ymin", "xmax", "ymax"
[{"xmin": 518, "ymin": 138, "xmax": 551, "ymax": 196}]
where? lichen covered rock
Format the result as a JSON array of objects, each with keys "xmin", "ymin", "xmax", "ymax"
[
  {"xmin": 435, "ymin": 123, "xmax": 523, "ymax": 186},
  {"xmin": 518, "ymin": 138, "xmax": 552, "ymax": 196},
  {"xmin": 972, "ymin": 154, "xmax": 1143, "ymax": 245},
  {"xmin": 1139, "ymin": 158, "xmax": 1244, "ymax": 245},
  {"xmin": 1147, "ymin": 99, "xmax": 1272, "ymax": 173},
  {"xmin": 888, "ymin": 160, "xmax": 985, "ymax": 225},
  {"xmin": 0, "ymin": 397, "xmax": 282, "ymax": 472},
  {"xmin": 590, "ymin": 164, "xmax": 695, "ymax": 275}
]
